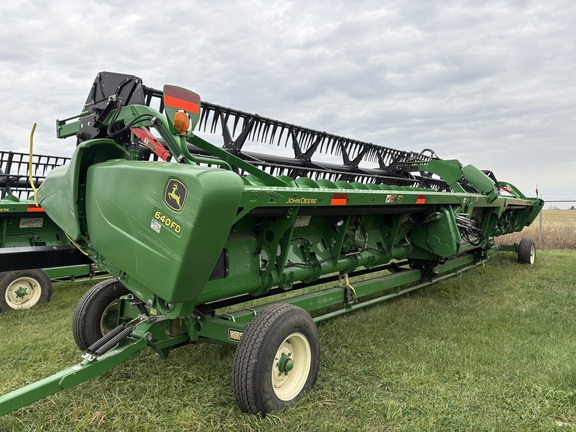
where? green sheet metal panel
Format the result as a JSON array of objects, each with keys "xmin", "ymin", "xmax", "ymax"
[{"xmin": 85, "ymin": 160, "xmax": 244, "ymax": 303}]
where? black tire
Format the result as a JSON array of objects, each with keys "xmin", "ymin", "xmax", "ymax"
[
  {"xmin": 518, "ymin": 238, "xmax": 536, "ymax": 264},
  {"xmin": 72, "ymin": 278, "xmax": 130, "ymax": 351},
  {"xmin": 232, "ymin": 304, "xmax": 320, "ymax": 415},
  {"xmin": 0, "ymin": 269, "xmax": 52, "ymax": 312}
]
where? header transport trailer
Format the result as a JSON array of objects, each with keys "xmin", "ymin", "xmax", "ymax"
[
  {"xmin": 0, "ymin": 150, "xmax": 96, "ymax": 311},
  {"xmin": 0, "ymin": 72, "xmax": 542, "ymax": 416}
]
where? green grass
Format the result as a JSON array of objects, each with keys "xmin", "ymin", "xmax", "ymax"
[{"xmin": 2, "ymin": 250, "xmax": 576, "ymax": 431}]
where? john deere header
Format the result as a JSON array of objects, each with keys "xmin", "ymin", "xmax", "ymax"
[{"xmin": 0, "ymin": 72, "xmax": 543, "ymax": 417}]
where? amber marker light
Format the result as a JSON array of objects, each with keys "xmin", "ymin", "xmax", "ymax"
[{"xmin": 174, "ymin": 111, "xmax": 190, "ymax": 135}]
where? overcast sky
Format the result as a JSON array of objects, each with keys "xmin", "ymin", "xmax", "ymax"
[{"xmin": 1, "ymin": 0, "xmax": 574, "ymax": 198}]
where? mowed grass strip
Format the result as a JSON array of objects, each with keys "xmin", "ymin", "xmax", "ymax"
[{"xmin": 1, "ymin": 250, "xmax": 576, "ymax": 431}]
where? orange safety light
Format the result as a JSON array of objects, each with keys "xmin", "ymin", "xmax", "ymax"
[{"xmin": 174, "ymin": 111, "xmax": 190, "ymax": 135}]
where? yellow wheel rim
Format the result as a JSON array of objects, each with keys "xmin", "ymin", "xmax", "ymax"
[{"xmin": 271, "ymin": 332, "xmax": 311, "ymax": 401}]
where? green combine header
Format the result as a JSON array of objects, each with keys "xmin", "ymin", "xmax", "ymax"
[{"xmin": 0, "ymin": 72, "xmax": 543, "ymax": 416}]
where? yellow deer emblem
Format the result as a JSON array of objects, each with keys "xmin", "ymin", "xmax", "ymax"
[
  {"xmin": 164, "ymin": 179, "xmax": 187, "ymax": 212},
  {"xmin": 168, "ymin": 184, "xmax": 181, "ymax": 208}
]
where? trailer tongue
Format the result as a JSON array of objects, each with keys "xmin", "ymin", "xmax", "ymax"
[{"xmin": 0, "ymin": 72, "xmax": 543, "ymax": 416}]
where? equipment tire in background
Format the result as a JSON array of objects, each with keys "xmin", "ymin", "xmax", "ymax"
[
  {"xmin": 232, "ymin": 303, "xmax": 320, "ymax": 414},
  {"xmin": 518, "ymin": 237, "xmax": 536, "ymax": 265},
  {"xmin": 0, "ymin": 269, "xmax": 52, "ymax": 312},
  {"xmin": 72, "ymin": 278, "xmax": 130, "ymax": 351}
]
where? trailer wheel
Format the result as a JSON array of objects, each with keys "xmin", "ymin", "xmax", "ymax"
[
  {"xmin": 232, "ymin": 304, "xmax": 320, "ymax": 415},
  {"xmin": 518, "ymin": 238, "xmax": 536, "ymax": 264},
  {"xmin": 72, "ymin": 279, "xmax": 130, "ymax": 350},
  {"xmin": 0, "ymin": 269, "xmax": 52, "ymax": 312}
]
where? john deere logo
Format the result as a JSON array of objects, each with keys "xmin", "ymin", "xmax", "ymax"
[{"xmin": 164, "ymin": 178, "xmax": 187, "ymax": 212}]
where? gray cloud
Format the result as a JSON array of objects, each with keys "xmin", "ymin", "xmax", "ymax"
[{"xmin": 0, "ymin": 0, "xmax": 574, "ymax": 197}]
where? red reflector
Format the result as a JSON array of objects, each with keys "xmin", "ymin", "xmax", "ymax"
[
  {"xmin": 416, "ymin": 195, "xmax": 426, "ymax": 204},
  {"xmin": 164, "ymin": 86, "xmax": 200, "ymax": 114},
  {"xmin": 331, "ymin": 193, "xmax": 348, "ymax": 206},
  {"xmin": 27, "ymin": 205, "xmax": 44, "ymax": 212},
  {"xmin": 164, "ymin": 95, "xmax": 200, "ymax": 114}
]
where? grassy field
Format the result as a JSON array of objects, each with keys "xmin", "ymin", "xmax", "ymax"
[
  {"xmin": 497, "ymin": 209, "xmax": 576, "ymax": 249},
  {"xmin": 2, "ymin": 250, "xmax": 576, "ymax": 431}
]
